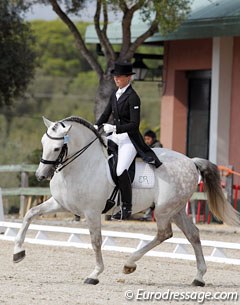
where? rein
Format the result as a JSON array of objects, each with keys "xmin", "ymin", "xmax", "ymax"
[
  {"xmin": 56, "ymin": 136, "xmax": 98, "ymax": 172},
  {"xmin": 41, "ymin": 130, "xmax": 99, "ymax": 172}
]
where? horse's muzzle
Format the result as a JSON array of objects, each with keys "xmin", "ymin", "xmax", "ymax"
[
  {"xmin": 35, "ymin": 164, "xmax": 54, "ymax": 181},
  {"xmin": 36, "ymin": 174, "xmax": 46, "ymax": 181}
]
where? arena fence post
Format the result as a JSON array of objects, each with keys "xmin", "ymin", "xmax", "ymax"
[{"xmin": 0, "ymin": 188, "xmax": 5, "ymax": 233}]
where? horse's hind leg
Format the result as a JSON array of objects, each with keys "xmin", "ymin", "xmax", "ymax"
[
  {"xmin": 124, "ymin": 218, "xmax": 173, "ymax": 274},
  {"xmin": 13, "ymin": 197, "xmax": 64, "ymax": 263},
  {"xmin": 172, "ymin": 209, "xmax": 207, "ymax": 287}
]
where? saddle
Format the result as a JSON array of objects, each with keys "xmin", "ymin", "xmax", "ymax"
[
  {"xmin": 102, "ymin": 139, "xmax": 155, "ymax": 214},
  {"xmin": 107, "ymin": 139, "xmax": 135, "ymax": 185},
  {"xmin": 102, "ymin": 139, "xmax": 135, "ymax": 214}
]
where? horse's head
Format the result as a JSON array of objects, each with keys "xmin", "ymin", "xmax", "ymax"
[{"xmin": 35, "ymin": 117, "xmax": 72, "ymax": 181}]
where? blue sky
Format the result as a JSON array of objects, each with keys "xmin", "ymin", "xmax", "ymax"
[
  {"xmin": 24, "ymin": 4, "xmax": 57, "ymax": 20},
  {"xmin": 24, "ymin": 3, "xmax": 119, "ymax": 21},
  {"xmin": 24, "ymin": 3, "xmax": 96, "ymax": 21}
]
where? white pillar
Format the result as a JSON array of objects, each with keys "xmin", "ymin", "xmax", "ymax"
[{"xmin": 209, "ymin": 37, "xmax": 233, "ymax": 165}]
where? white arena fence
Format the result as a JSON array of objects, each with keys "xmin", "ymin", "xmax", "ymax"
[{"xmin": 0, "ymin": 221, "xmax": 239, "ymax": 265}]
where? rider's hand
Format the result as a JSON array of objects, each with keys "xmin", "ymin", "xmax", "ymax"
[
  {"xmin": 93, "ymin": 125, "xmax": 98, "ymax": 130},
  {"xmin": 103, "ymin": 124, "xmax": 116, "ymax": 133}
]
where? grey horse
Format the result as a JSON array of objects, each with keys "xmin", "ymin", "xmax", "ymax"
[{"xmin": 13, "ymin": 116, "xmax": 240, "ymax": 286}]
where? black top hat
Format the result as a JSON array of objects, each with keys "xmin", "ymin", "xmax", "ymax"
[{"xmin": 111, "ymin": 62, "xmax": 136, "ymax": 76}]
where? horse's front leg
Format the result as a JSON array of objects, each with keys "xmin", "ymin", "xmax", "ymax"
[
  {"xmin": 84, "ymin": 212, "xmax": 104, "ymax": 285},
  {"xmin": 13, "ymin": 197, "xmax": 64, "ymax": 263}
]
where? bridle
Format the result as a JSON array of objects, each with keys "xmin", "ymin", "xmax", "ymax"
[
  {"xmin": 40, "ymin": 131, "xmax": 69, "ymax": 169},
  {"xmin": 40, "ymin": 130, "xmax": 98, "ymax": 172}
]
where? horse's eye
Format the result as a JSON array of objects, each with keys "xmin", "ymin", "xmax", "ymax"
[{"xmin": 54, "ymin": 148, "xmax": 60, "ymax": 152}]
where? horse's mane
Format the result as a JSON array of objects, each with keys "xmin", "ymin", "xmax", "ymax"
[{"xmin": 62, "ymin": 116, "xmax": 107, "ymax": 148}]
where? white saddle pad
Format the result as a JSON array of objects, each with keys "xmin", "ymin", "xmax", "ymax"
[
  {"xmin": 132, "ymin": 160, "xmax": 155, "ymax": 188},
  {"xmin": 106, "ymin": 158, "xmax": 155, "ymax": 189}
]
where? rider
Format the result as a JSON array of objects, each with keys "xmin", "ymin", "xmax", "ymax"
[{"xmin": 95, "ymin": 62, "xmax": 162, "ymax": 220}]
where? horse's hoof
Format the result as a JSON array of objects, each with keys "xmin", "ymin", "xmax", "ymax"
[
  {"xmin": 13, "ymin": 250, "xmax": 26, "ymax": 263},
  {"xmin": 123, "ymin": 264, "xmax": 137, "ymax": 274},
  {"xmin": 192, "ymin": 279, "xmax": 205, "ymax": 287},
  {"xmin": 84, "ymin": 278, "xmax": 99, "ymax": 285}
]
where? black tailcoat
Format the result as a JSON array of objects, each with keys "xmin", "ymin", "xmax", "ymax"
[{"xmin": 96, "ymin": 85, "xmax": 162, "ymax": 168}]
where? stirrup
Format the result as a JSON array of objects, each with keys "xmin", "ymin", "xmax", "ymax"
[{"xmin": 111, "ymin": 206, "xmax": 132, "ymax": 220}]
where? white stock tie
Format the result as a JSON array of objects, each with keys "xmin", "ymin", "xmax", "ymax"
[{"xmin": 116, "ymin": 89, "xmax": 124, "ymax": 100}]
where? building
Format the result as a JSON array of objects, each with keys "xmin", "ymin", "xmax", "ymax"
[{"xmin": 85, "ymin": 0, "xmax": 240, "ymax": 172}]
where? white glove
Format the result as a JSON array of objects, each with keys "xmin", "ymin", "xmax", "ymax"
[
  {"xmin": 93, "ymin": 125, "xmax": 98, "ymax": 130},
  {"xmin": 103, "ymin": 123, "xmax": 116, "ymax": 133}
]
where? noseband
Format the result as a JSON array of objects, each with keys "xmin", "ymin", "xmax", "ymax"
[{"xmin": 40, "ymin": 130, "xmax": 98, "ymax": 172}]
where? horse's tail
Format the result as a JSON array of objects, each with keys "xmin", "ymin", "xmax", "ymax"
[{"xmin": 192, "ymin": 157, "xmax": 240, "ymax": 226}]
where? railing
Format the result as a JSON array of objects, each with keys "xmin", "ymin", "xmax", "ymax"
[
  {"xmin": 186, "ymin": 166, "xmax": 240, "ymax": 224},
  {"xmin": 0, "ymin": 164, "xmax": 50, "ymax": 217},
  {"xmin": 0, "ymin": 164, "xmax": 239, "ymax": 221},
  {"xmin": 0, "ymin": 221, "xmax": 239, "ymax": 265}
]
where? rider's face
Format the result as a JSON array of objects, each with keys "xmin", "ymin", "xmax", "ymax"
[{"xmin": 113, "ymin": 75, "xmax": 131, "ymax": 89}]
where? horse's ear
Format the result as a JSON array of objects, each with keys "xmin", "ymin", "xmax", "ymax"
[{"xmin": 42, "ymin": 116, "xmax": 53, "ymax": 128}]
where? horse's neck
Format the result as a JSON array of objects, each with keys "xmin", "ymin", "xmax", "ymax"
[{"xmin": 68, "ymin": 124, "xmax": 106, "ymax": 165}]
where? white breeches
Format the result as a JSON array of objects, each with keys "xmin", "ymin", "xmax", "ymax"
[{"xmin": 108, "ymin": 132, "xmax": 137, "ymax": 176}]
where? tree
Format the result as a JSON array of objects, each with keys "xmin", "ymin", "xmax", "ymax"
[
  {"xmin": 31, "ymin": 20, "xmax": 94, "ymax": 77},
  {"xmin": 21, "ymin": 0, "xmax": 191, "ymax": 119},
  {"xmin": 0, "ymin": 1, "xmax": 36, "ymax": 106}
]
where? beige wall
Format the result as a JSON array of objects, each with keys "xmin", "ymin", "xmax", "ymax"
[
  {"xmin": 230, "ymin": 37, "xmax": 240, "ymax": 172},
  {"xmin": 161, "ymin": 37, "xmax": 240, "ymax": 173},
  {"xmin": 161, "ymin": 39, "xmax": 212, "ymax": 153}
]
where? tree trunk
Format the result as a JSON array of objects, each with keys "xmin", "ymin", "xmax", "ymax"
[{"xmin": 94, "ymin": 74, "xmax": 116, "ymax": 121}]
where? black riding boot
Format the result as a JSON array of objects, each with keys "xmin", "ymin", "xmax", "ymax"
[{"xmin": 112, "ymin": 170, "xmax": 132, "ymax": 220}]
